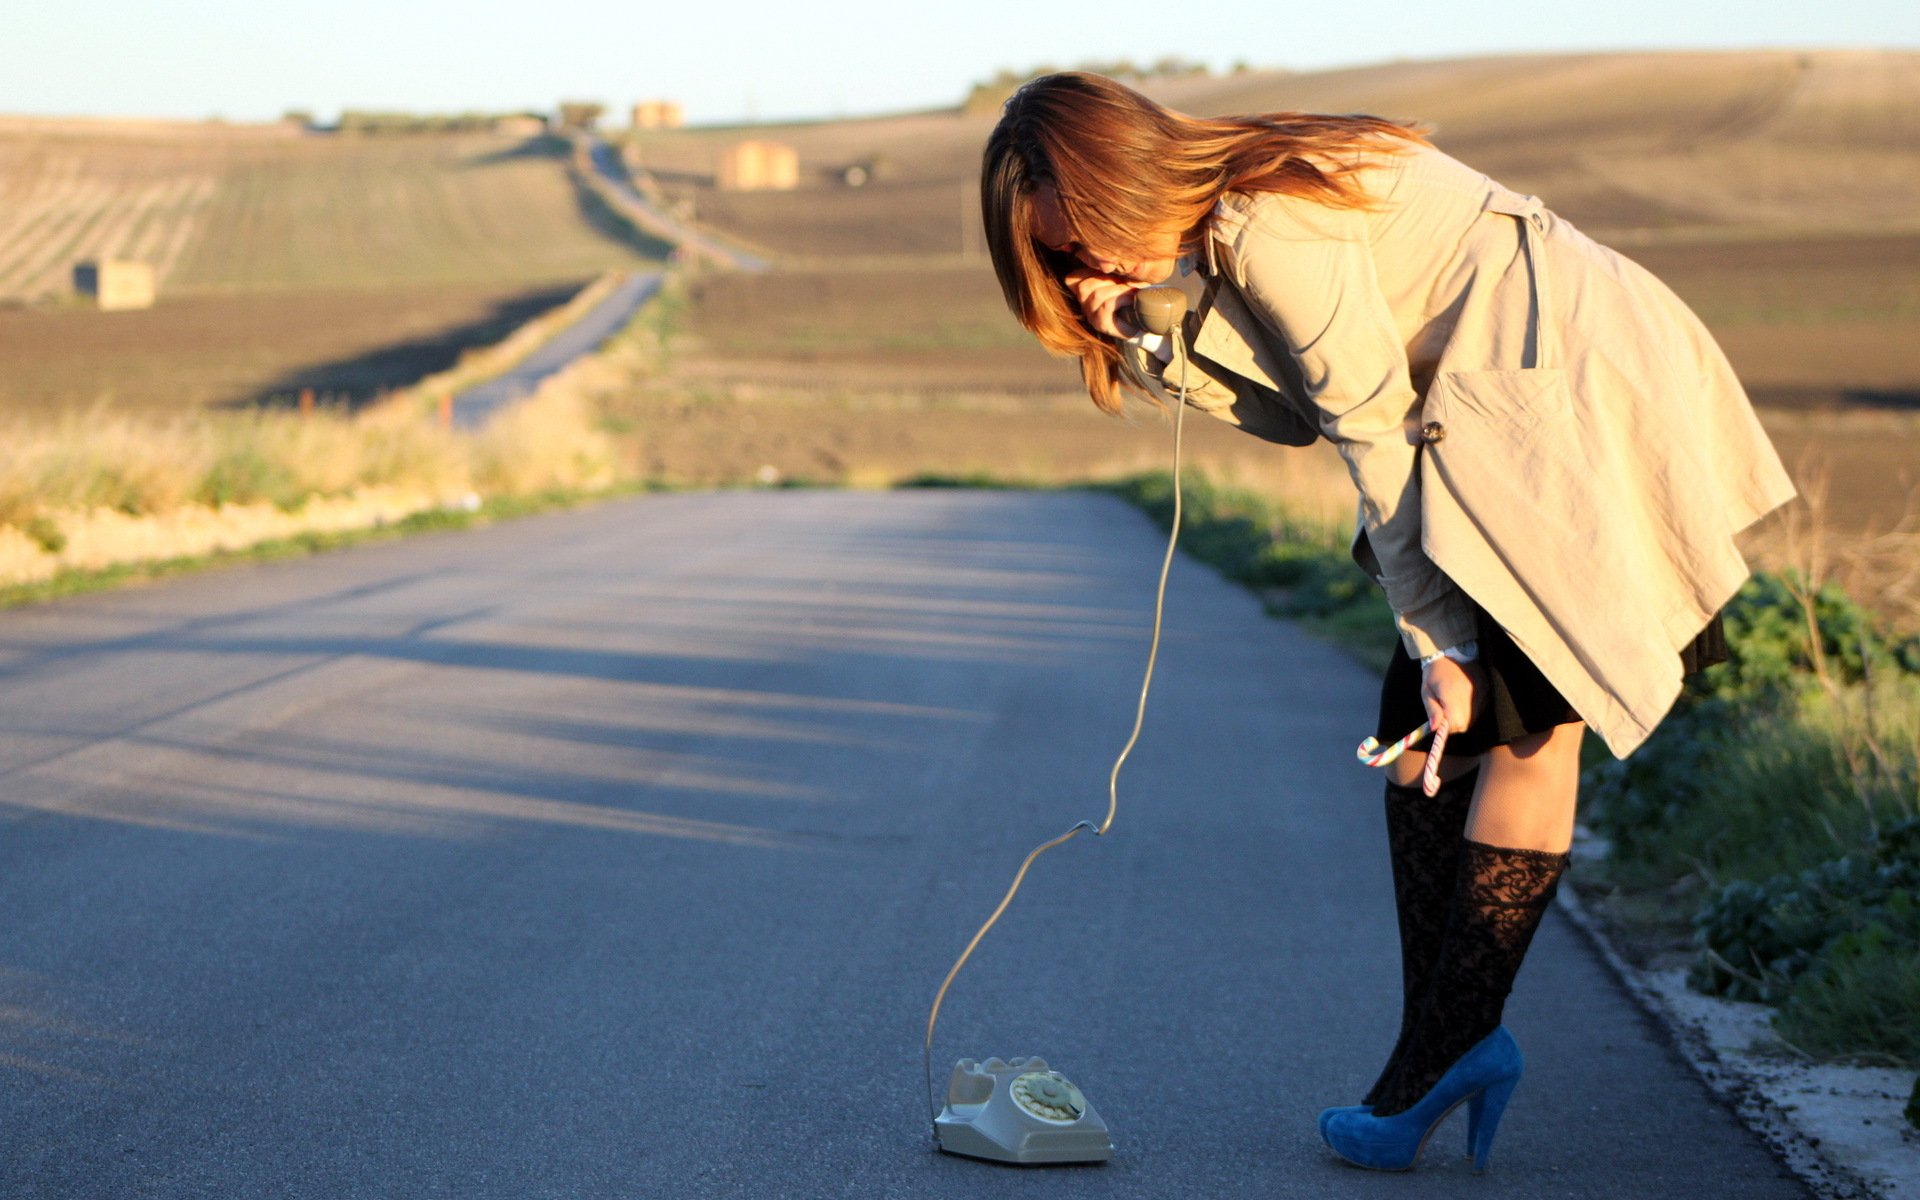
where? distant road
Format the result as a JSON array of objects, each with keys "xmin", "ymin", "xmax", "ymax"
[
  {"xmin": 584, "ymin": 138, "xmax": 769, "ymax": 272},
  {"xmin": 452, "ymin": 128, "xmax": 774, "ymax": 428},
  {"xmin": 0, "ymin": 490, "xmax": 1808, "ymax": 1198},
  {"xmin": 450, "ymin": 272, "xmax": 661, "ymax": 428}
]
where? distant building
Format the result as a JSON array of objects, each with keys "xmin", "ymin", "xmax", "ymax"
[
  {"xmin": 556, "ymin": 102, "xmax": 605, "ymax": 132},
  {"xmin": 73, "ymin": 260, "xmax": 155, "ymax": 311},
  {"xmin": 630, "ymin": 100, "xmax": 684, "ymax": 130},
  {"xmin": 716, "ymin": 141, "xmax": 798, "ymax": 191},
  {"xmin": 493, "ymin": 114, "xmax": 549, "ymax": 137}
]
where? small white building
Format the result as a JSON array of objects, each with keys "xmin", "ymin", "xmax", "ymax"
[{"xmin": 73, "ymin": 260, "xmax": 156, "ymax": 311}]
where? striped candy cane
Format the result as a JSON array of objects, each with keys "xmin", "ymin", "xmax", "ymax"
[
  {"xmin": 1355, "ymin": 720, "xmax": 1432, "ymax": 768},
  {"xmin": 1356, "ymin": 715, "xmax": 1452, "ymax": 797},
  {"xmin": 1421, "ymin": 715, "xmax": 1450, "ymax": 797}
]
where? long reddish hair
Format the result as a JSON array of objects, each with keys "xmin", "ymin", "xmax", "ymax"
[{"xmin": 982, "ymin": 72, "xmax": 1427, "ymax": 413}]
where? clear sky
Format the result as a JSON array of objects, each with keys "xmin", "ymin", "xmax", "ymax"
[{"xmin": 4, "ymin": 0, "xmax": 1914, "ymax": 126}]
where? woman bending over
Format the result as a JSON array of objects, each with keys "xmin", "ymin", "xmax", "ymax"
[{"xmin": 980, "ymin": 71, "xmax": 1793, "ymax": 1171}]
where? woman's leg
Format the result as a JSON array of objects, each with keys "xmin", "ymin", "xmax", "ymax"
[
  {"xmin": 1363, "ymin": 764, "xmax": 1479, "ymax": 1105},
  {"xmin": 1466, "ymin": 722, "xmax": 1583, "ymax": 853},
  {"xmin": 1364, "ymin": 723, "xmax": 1581, "ymax": 1116}
]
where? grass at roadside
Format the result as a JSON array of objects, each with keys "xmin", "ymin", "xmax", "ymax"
[
  {"xmin": 1093, "ymin": 472, "xmax": 1398, "ymax": 670},
  {"xmin": 1581, "ymin": 574, "xmax": 1920, "ymax": 1068},
  {"xmin": 0, "ymin": 292, "xmax": 638, "ymax": 591},
  {"xmin": 0, "ymin": 482, "xmax": 671, "ymax": 613}
]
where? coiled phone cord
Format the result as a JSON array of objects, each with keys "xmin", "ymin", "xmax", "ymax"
[{"xmin": 924, "ymin": 304, "xmax": 1189, "ymax": 1131}]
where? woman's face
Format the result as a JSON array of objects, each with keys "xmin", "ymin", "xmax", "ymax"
[{"xmin": 1029, "ymin": 186, "xmax": 1179, "ymax": 285}]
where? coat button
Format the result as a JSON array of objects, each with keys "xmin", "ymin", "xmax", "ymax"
[{"xmin": 1421, "ymin": 421, "xmax": 1446, "ymax": 444}]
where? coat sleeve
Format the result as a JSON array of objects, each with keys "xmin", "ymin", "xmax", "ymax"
[{"xmin": 1227, "ymin": 198, "xmax": 1477, "ymax": 659}]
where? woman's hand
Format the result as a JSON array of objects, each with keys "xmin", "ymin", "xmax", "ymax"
[
  {"xmin": 1062, "ymin": 267, "xmax": 1147, "ymax": 338},
  {"xmin": 1421, "ymin": 655, "xmax": 1484, "ymax": 735}
]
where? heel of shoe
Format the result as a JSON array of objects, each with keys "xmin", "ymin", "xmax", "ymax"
[{"xmin": 1465, "ymin": 1075, "xmax": 1518, "ymax": 1173}]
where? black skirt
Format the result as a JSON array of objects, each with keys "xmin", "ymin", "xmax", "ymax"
[{"xmin": 1375, "ymin": 604, "xmax": 1727, "ymax": 759}]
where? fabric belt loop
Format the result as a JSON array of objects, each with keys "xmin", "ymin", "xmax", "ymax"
[{"xmin": 1520, "ymin": 211, "xmax": 1554, "ymax": 370}]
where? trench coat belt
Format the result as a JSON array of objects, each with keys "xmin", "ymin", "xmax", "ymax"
[{"xmin": 1484, "ymin": 193, "xmax": 1555, "ymax": 371}]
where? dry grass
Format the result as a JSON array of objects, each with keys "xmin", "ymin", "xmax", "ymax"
[
  {"xmin": 0, "ymin": 405, "xmax": 458, "ymax": 529},
  {"xmin": 0, "ymin": 357, "xmax": 626, "ymax": 588},
  {"xmin": 1740, "ymin": 447, "xmax": 1920, "ymax": 632}
]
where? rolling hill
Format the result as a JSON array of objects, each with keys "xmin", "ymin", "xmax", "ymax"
[
  {"xmin": 0, "ymin": 119, "xmax": 663, "ymax": 413},
  {"xmin": 626, "ymin": 49, "xmax": 1920, "ymax": 251}
]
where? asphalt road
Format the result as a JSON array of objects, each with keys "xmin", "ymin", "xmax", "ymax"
[
  {"xmin": 450, "ymin": 273, "xmax": 663, "ymax": 429},
  {"xmin": 585, "ymin": 141, "xmax": 769, "ymax": 273},
  {"xmin": 0, "ymin": 491, "xmax": 1809, "ymax": 1198}
]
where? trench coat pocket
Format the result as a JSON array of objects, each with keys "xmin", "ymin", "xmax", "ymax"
[{"xmin": 1422, "ymin": 367, "xmax": 1569, "ymax": 441}]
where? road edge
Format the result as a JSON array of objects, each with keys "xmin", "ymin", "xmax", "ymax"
[{"xmin": 1554, "ymin": 872, "xmax": 1898, "ymax": 1200}]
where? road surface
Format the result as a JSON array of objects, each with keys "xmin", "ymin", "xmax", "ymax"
[
  {"xmin": 0, "ymin": 491, "xmax": 1809, "ymax": 1198},
  {"xmin": 585, "ymin": 140, "xmax": 769, "ymax": 273}
]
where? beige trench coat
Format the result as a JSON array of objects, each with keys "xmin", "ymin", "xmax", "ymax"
[{"xmin": 1122, "ymin": 142, "xmax": 1796, "ymax": 758}]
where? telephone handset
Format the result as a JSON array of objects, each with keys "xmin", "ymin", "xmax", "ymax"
[{"xmin": 1129, "ymin": 286, "xmax": 1188, "ymax": 338}]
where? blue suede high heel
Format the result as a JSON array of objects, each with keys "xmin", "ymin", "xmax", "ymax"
[
  {"xmin": 1319, "ymin": 1026, "xmax": 1522, "ymax": 1172},
  {"xmin": 1316, "ymin": 1104, "xmax": 1368, "ymax": 1138}
]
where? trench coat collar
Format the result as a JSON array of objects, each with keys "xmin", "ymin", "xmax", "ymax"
[{"xmin": 1179, "ymin": 196, "xmax": 1292, "ymax": 397}]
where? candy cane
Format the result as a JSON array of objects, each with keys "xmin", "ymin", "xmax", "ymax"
[
  {"xmin": 1357, "ymin": 716, "xmax": 1452, "ymax": 796},
  {"xmin": 1356, "ymin": 720, "xmax": 1432, "ymax": 768},
  {"xmin": 1422, "ymin": 715, "xmax": 1450, "ymax": 797}
]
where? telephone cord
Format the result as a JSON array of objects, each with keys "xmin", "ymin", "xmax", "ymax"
[{"xmin": 923, "ymin": 347, "xmax": 1188, "ymax": 1131}]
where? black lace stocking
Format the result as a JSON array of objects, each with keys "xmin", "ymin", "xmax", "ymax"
[
  {"xmin": 1370, "ymin": 839, "xmax": 1569, "ymax": 1117},
  {"xmin": 1362, "ymin": 770, "xmax": 1478, "ymax": 1106}
]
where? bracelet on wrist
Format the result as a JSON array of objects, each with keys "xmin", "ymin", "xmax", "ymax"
[{"xmin": 1420, "ymin": 639, "xmax": 1480, "ymax": 667}]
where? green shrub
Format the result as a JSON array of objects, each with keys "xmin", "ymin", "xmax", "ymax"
[
  {"xmin": 1771, "ymin": 895, "xmax": 1920, "ymax": 1065},
  {"xmin": 1690, "ymin": 818, "xmax": 1920, "ymax": 1002},
  {"xmin": 1586, "ymin": 570, "xmax": 1920, "ymax": 882},
  {"xmin": 1711, "ymin": 572, "xmax": 1920, "ymax": 700},
  {"xmin": 1586, "ymin": 685, "xmax": 1920, "ymax": 886}
]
